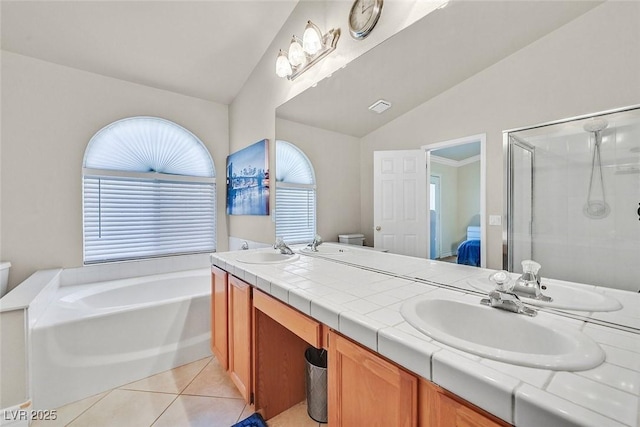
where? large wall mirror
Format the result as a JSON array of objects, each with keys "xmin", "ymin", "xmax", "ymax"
[
  {"xmin": 505, "ymin": 105, "xmax": 640, "ymax": 294},
  {"xmin": 276, "ymin": 1, "xmax": 638, "ymax": 330},
  {"xmin": 275, "ymin": 1, "xmax": 600, "ymax": 264}
]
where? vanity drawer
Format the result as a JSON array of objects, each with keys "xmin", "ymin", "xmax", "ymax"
[{"xmin": 253, "ymin": 289, "xmax": 322, "ymax": 347}]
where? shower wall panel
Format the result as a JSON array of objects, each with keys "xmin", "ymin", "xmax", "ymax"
[{"xmin": 509, "ymin": 109, "xmax": 640, "ymax": 292}]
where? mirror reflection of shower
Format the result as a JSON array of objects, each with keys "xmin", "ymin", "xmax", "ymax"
[
  {"xmin": 583, "ymin": 117, "xmax": 610, "ymax": 219},
  {"xmin": 505, "ymin": 105, "xmax": 640, "ymax": 292}
]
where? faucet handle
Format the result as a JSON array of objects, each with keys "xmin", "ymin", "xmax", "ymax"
[
  {"xmin": 521, "ymin": 260, "xmax": 541, "ymax": 276},
  {"xmin": 488, "ymin": 270, "xmax": 513, "ymax": 292}
]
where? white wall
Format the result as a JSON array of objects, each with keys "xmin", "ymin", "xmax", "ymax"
[
  {"xmin": 0, "ymin": 52, "xmax": 229, "ymax": 290},
  {"xmin": 431, "ymin": 162, "xmax": 457, "ymax": 256},
  {"xmin": 457, "ymin": 160, "xmax": 481, "ymax": 239},
  {"xmin": 360, "ymin": 1, "xmax": 640, "ymax": 269},
  {"xmin": 276, "ymin": 118, "xmax": 361, "ymax": 241}
]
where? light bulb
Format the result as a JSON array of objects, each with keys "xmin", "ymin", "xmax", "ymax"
[
  {"xmin": 275, "ymin": 50, "xmax": 292, "ymax": 78},
  {"xmin": 288, "ymin": 36, "xmax": 306, "ymax": 67},
  {"xmin": 303, "ymin": 20, "xmax": 323, "ymax": 55}
]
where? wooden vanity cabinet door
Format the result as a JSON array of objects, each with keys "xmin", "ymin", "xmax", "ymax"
[
  {"xmin": 210, "ymin": 266, "xmax": 228, "ymax": 369},
  {"xmin": 328, "ymin": 331, "xmax": 418, "ymax": 427},
  {"xmin": 419, "ymin": 379, "xmax": 509, "ymax": 427},
  {"xmin": 228, "ymin": 275, "xmax": 253, "ymax": 403}
]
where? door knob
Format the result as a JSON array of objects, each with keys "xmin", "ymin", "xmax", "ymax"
[{"xmin": 375, "ymin": 226, "xmax": 381, "ymax": 231}]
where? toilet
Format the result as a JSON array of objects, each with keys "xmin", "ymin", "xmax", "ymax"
[
  {"xmin": 338, "ymin": 233, "xmax": 365, "ymax": 246},
  {"xmin": 1, "ymin": 262, "xmax": 11, "ymax": 298}
]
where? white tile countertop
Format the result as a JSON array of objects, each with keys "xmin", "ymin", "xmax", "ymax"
[{"xmin": 211, "ymin": 244, "xmax": 640, "ymax": 427}]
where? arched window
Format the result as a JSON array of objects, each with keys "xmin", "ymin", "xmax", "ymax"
[
  {"xmin": 275, "ymin": 140, "xmax": 316, "ymax": 244},
  {"xmin": 82, "ymin": 117, "xmax": 216, "ymax": 264}
]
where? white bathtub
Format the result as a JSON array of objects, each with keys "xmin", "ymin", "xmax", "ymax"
[{"xmin": 30, "ymin": 269, "xmax": 211, "ymax": 410}]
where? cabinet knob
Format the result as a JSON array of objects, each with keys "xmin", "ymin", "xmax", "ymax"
[{"xmin": 375, "ymin": 226, "xmax": 381, "ymax": 231}]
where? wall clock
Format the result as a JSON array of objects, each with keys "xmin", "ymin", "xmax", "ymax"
[{"xmin": 348, "ymin": 0, "xmax": 383, "ymax": 40}]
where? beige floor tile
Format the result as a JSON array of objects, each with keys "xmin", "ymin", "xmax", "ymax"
[
  {"xmin": 120, "ymin": 357, "xmax": 211, "ymax": 394},
  {"xmin": 67, "ymin": 389, "xmax": 176, "ymax": 427},
  {"xmin": 152, "ymin": 395, "xmax": 246, "ymax": 427},
  {"xmin": 235, "ymin": 403, "xmax": 255, "ymax": 424},
  {"xmin": 182, "ymin": 357, "xmax": 243, "ymax": 399},
  {"xmin": 31, "ymin": 391, "xmax": 108, "ymax": 427},
  {"xmin": 267, "ymin": 400, "xmax": 321, "ymax": 427}
]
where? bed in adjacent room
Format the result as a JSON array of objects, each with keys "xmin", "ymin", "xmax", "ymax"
[{"xmin": 457, "ymin": 226, "xmax": 481, "ymax": 267}]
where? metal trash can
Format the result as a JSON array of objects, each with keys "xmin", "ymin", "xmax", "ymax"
[{"xmin": 305, "ymin": 347, "xmax": 328, "ymax": 423}]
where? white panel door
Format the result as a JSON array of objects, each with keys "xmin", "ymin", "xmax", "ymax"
[{"xmin": 373, "ymin": 150, "xmax": 427, "ymax": 257}]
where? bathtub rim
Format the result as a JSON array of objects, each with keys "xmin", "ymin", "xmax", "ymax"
[{"xmin": 32, "ymin": 268, "xmax": 211, "ymax": 329}]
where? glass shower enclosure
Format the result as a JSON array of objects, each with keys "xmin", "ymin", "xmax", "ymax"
[{"xmin": 504, "ymin": 105, "xmax": 640, "ymax": 292}]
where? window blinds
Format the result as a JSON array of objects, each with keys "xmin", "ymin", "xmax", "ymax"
[
  {"xmin": 83, "ymin": 174, "xmax": 216, "ymax": 264},
  {"xmin": 275, "ymin": 185, "xmax": 316, "ymax": 244},
  {"xmin": 275, "ymin": 141, "xmax": 316, "ymax": 244}
]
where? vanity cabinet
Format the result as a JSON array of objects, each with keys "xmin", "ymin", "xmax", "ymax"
[
  {"xmin": 419, "ymin": 378, "xmax": 509, "ymax": 427},
  {"xmin": 210, "ymin": 266, "xmax": 228, "ymax": 369},
  {"xmin": 328, "ymin": 330, "xmax": 418, "ymax": 426},
  {"xmin": 227, "ymin": 275, "xmax": 253, "ymax": 402},
  {"xmin": 212, "ymin": 267, "xmax": 510, "ymax": 426}
]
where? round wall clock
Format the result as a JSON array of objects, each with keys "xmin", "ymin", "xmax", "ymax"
[{"xmin": 348, "ymin": 0, "xmax": 383, "ymax": 40}]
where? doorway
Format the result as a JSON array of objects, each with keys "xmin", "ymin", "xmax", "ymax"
[{"xmin": 424, "ymin": 134, "xmax": 486, "ymax": 267}]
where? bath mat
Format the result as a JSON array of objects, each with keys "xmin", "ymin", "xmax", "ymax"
[{"xmin": 231, "ymin": 412, "xmax": 268, "ymax": 427}]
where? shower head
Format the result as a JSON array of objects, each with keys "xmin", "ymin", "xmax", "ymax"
[{"xmin": 583, "ymin": 117, "xmax": 609, "ymax": 133}]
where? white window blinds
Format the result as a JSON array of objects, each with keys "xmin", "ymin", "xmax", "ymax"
[
  {"xmin": 275, "ymin": 141, "xmax": 316, "ymax": 244},
  {"xmin": 82, "ymin": 117, "xmax": 216, "ymax": 264},
  {"xmin": 275, "ymin": 184, "xmax": 316, "ymax": 244}
]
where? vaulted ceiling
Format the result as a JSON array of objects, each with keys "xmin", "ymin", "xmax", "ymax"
[{"xmin": 1, "ymin": 1, "xmax": 298, "ymax": 104}]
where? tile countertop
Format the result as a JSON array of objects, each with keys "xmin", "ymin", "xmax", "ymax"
[{"xmin": 211, "ymin": 244, "xmax": 640, "ymax": 427}]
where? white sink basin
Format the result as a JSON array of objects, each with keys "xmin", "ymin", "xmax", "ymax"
[
  {"xmin": 299, "ymin": 245, "xmax": 350, "ymax": 255},
  {"xmin": 236, "ymin": 251, "xmax": 299, "ymax": 264},
  {"xmin": 401, "ymin": 298, "xmax": 604, "ymax": 371},
  {"xmin": 466, "ymin": 277, "xmax": 621, "ymax": 312}
]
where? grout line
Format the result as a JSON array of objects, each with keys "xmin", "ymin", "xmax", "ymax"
[
  {"xmin": 176, "ymin": 356, "xmax": 215, "ymax": 395},
  {"xmin": 149, "ymin": 392, "xmax": 180, "ymax": 427},
  {"xmin": 65, "ymin": 389, "xmax": 113, "ymax": 426},
  {"xmin": 235, "ymin": 403, "xmax": 253, "ymax": 423},
  {"xmin": 180, "ymin": 392, "xmax": 245, "ymax": 399}
]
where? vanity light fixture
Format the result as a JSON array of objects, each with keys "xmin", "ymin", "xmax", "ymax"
[{"xmin": 275, "ymin": 20, "xmax": 340, "ymax": 81}]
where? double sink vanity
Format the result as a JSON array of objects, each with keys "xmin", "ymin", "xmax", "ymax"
[{"xmin": 211, "ymin": 243, "xmax": 639, "ymax": 426}]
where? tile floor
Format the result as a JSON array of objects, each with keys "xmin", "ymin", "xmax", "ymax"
[{"xmin": 32, "ymin": 356, "xmax": 322, "ymax": 427}]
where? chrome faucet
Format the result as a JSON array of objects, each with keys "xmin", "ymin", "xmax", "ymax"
[
  {"xmin": 307, "ymin": 234, "xmax": 323, "ymax": 252},
  {"xmin": 241, "ymin": 241, "xmax": 249, "ymax": 250},
  {"xmin": 512, "ymin": 260, "xmax": 552, "ymax": 302},
  {"xmin": 273, "ymin": 237, "xmax": 294, "ymax": 255},
  {"xmin": 480, "ymin": 270, "xmax": 537, "ymax": 317}
]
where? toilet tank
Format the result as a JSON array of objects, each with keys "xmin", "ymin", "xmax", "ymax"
[
  {"xmin": 0, "ymin": 262, "xmax": 11, "ymax": 298},
  {"xmin": 338, "ymin": 234, "xmax": 365, "ymax": 246}
]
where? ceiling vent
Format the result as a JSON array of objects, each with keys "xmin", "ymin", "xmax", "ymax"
[{"xmin": 368, "ymin": 99, "xmax": 392, "ymax": 114}]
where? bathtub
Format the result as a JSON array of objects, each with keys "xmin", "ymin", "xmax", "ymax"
[{"xmin": 30, "ymin": 268, "xmax": 211, "ymax": 410}]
